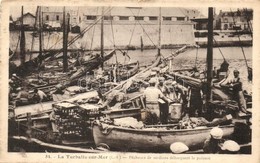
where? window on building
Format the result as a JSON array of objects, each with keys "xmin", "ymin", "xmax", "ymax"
[
  {"xmin": 56, "ymin": 15, "xmax": 59, "ymax": 21},
  {"xmin": 149, "ymin": 16, "xmax": 158, "ymax": 20},
  {"xmin": 163, "ymin": 17, "xmax": 172, "ymax": 21},
  {"xmin": 177, "ymin": 17, "xmax": 185, "ymax": 21},
  {"xmin": 46, "ymin": 15, "xmax": 49, "ymax": 21},
  {"xmin": 104, "ymin": 16, "xmax": 113, "ymax": 20},
  {"xmin": 135, "ymin": 16, "xmax": 144, "ymax": 21},
  {"xmin": 119, "ymin": 16, "xmax": 129, "ymax": 20},
  {"xmin": 224, "ymin": 18, "xmax": 228, "ymax": 23},
  {"xmin": 86, "ymin": 16, "xmax": 97, "ymax": 20},
  {"xmin": 229, "ymin": 24, "xmax": 233, "ymax": 27}
]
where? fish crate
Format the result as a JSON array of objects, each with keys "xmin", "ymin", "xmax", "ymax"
[
  {"xmin": 61, "ymin": 129, "xmax": 85, "ymax": 139},
  {"xmin": 53, "ymin": 102, "xmax": 80, "ymax": 118},
  {"xmin": 56, "ymin": 117, "xmax": 88, "ymax": 139},
  {"xmin": 78, "ymin": 104, "xmax": 101, "ymax": 118}
]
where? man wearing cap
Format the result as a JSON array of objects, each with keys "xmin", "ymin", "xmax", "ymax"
[
  {"xmin": 203, "ymin": 127, "xmax": 224, "ymax": 153},
  {"xmin": 143, "ymin": 77, "xmax": 171, "ymax": 124},
  {"xmin": 170, "ymin": 142, "xmax": 189, "ymax": 154},
  {"xmin": 220, "ymin": 140, "xmax": 240, "ymax": 154}
]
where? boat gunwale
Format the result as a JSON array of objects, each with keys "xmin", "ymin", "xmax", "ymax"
[{"xmin": 93, "ymin": 121, "xmax": 234, "ymax": 134}]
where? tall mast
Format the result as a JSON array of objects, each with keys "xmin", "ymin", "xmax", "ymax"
[
  {"xmin": 20, "ymin": 6, "xmax": 26, "ymax": 65},
  {"xmin": 206, "ymin": 7, "xmax": 214, "ymax": 105},
  {"xmin": 30, "ymin": 6, "xmax": 39, "ymax": 60},
  {"xmin": 158, "ymin": 7, "xmax": 162, "ymax": 56},
  {"xmin": 63, "ymin": 6, "xmax": 69, "ymax": 72},
  {"xmin": 39, "ymin": 6, "xmax": 43, "ymax": 64},
  {"xmin": 101, "ymin": 7, "xmax": 104, "ymax": 68}
]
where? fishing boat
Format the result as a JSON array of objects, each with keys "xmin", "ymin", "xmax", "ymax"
[{"xmin": 92, "ymin": 120, "xmax": 234, "ymax": 152}]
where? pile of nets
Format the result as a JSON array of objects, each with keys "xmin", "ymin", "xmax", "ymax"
[{"xmin": 113, "ymin": 117, "xmax": 144, "ymax": 129}]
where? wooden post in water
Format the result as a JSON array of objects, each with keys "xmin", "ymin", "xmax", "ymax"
[
  {"xmin": 101, "ymin": 7, "xmax": 104, "ymax": 69},
  {"xmin": 63, "ymin": 7, "xmax": 69, "ymax": 72},
  {"xmin": 20, "ymin": 6, "xmax": 26, "ymax": 65},
  {"xmin": 206, "ymin": 7, "xmax": 214, "ymax": 107}
]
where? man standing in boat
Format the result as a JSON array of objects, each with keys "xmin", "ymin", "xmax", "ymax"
[
  {"xmin": 143, "ymin": 77, "xmax": 172, "ymax": 124},
  {"xmin": 157, "ymin": 77, "xmax": 171, "ymax": 124},
  {"xmin": 220, "ymin": 69, "xmax": 248, "ymax": 114}
]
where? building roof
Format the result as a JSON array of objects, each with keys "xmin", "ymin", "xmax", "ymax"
[
  {"xmin": 42, "ymin": 7, "xmax": 63, "ymax": 13},
  {"xmin": 23, "ymin": 12, "xmax": 35, "ymax": 18},
  {"xmin": 16, "ymin": 12, "xmax": 35, "ymax": 21},
  {"xmin": 82, "ymin": 7, "xmax": 188, "ymax": 17}
]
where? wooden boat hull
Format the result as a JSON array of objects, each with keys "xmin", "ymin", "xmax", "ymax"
[
  {"xmin": 92, "ymin": 121, "xmax": 234, "ymax": 152},
  {"xmin": 8, "ymin": 136, "xmax": 102, "ymax": 153},
  {"xmin": 118, "ymin": 62, "xmax": 139, "ymax": 81}
]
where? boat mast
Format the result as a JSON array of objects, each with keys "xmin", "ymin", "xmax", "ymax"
[
  {"xmin": 206, "ymin": 7, "xmax": 214, "ymax": 105},
  {"xmin": 101, "ymin": 7, "xmax": 104, "ymax": 69},
  {"xmin": 20, "ymin": 6, "xmax": 26, "ymax": 65},
  {"xmin": 63, "ymin": 6, "xmax": 69, "ymax": 72},
  {"xmin": 158, "ymin": 7, "xmax": 162, "ymax": 56},
  {"xmin": 39, "ymin": 6, "xmax": 43, "ymax": 64}
]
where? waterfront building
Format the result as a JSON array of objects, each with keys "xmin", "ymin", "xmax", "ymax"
[
  {"xmin": 215, "ymin": 9, "xmax": 253, "ymax": 31},
  {"xmin": 14, "ymin": 12, "xmax": 35, "ymax": 29}
]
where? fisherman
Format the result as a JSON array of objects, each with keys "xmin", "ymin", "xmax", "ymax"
[
  {"xmin": 203, "ymin": 127, "xmax": 224, "ymax": 154},
  {"xmin": 188, "ymin": 86, "xmax": 203, "ymax": 117},
  {"xmin": 33, "ymin": 88, "xmax": 47, "ymax": 103},
  {"xmin": 157, "ymin": 77, "xmax": 170, "ymax": 97},
  {"xmin": 171, "ymin": 81, "xmax": 190, "ymax": 115},
  {"xmin": 170, "ymin": 142, "xmax": 189, "ymax": 154},
  {"xmin": 219, "ymin": 140, "xmax": 240, "ymax": 154},
  {"xmin": 217, "ymin": 60, "xmax": 229, "ymax": 79},
  {"xmin": 220, "ymin": 69, "xmax": 248, "ymax": 114},
  {"xmin": 143, "ymin": 77, "xmax": 172, "ymax": 124},
  {"xmin": 157, "ymin": 77, "xmax": 171, "ymax": 124},
  {"xmin": 10, "ymin": 74, "xmax": 22, "ymax": 92},
  {"xmin": 15, "ymin": 87, "xmax": 30, "ymax": 105}
]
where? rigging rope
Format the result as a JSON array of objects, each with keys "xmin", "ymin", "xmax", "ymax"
[
  {"xmin": 128, "ymin": 9, "xmax": 157, "ymax": 48},
  {"xmin": 110, "ymin": 10, "xmax": 116, "ymax": 48},
  {"xmin": 89, "ymin": 7, "xmax": 99, "ymax": 51},
  {"xmin": 213, "ymin": 37, "xmax": 226, "ymax": 60},
  {"xmin": 46, "ymin": 31, "xmax": 51, "ymax": 49},
  {"xmin": 109, "ymin": 9, "xmax": 118, "ymax": 65},
  {"xmin": 126, "ymin": 8, "xmax": 140, "ymax": 54},
  {"xmin": 230, "ymin": 8, "xmax": 251, "ymax": 81}
]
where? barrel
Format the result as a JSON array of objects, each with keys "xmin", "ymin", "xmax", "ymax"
[{"xmin": 169, "ymin": 103, "xmax": 182, "ymax": 121}]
